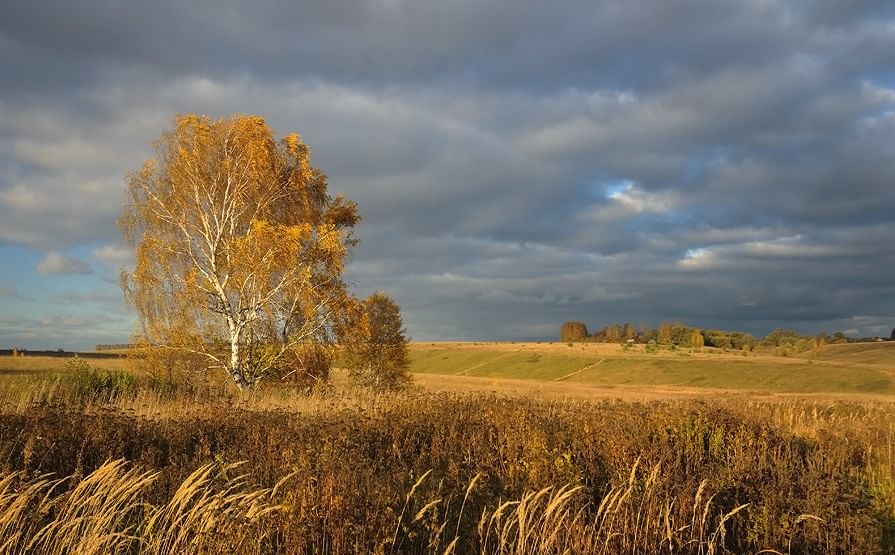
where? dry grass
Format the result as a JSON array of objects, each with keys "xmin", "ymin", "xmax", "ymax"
[
  {"xmin": 472, "ymin": 464, "xmax": 765, "ymax": 555},
  {"xmin": 0, "ymin": 385, "xmax": 893, "ymax": 552},
  {"xmin": 0, "ymin": 350, "xmax": 894, "ymax": 552},
  {"xmin": 0, "ymin": 455, "xmax": 819, "ymax": 555},
  {"xmin": 0, "ymin": 355, "xmax": 127, "ymax": 375},
  {"xmin": 801, "ymin": 341, "xmax": 895, "ymax": 367},
  {"xmin": 0, "ymin": 459, "xmax": 285, "ymax": 555}
]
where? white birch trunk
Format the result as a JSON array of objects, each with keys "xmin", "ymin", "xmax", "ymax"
[{"xmin": 229, "ymin": 328, "xmax": 249, "ymax": 389}]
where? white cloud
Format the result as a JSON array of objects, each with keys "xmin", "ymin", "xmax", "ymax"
[
  {"xmin": 606, "ymin": 182, "xmax": 677, "ymax": 214},
  {"xmin": 92, "ymin": 244, "xmax": 133, "ymax": 267},
  {"xmin": 35, "ymin": 252, "xmax": 92, "ymax": 274},
  {"xmin": 678, "ymin": 235, "xmax": 850, "ymax": 270},
  {"xmin": 678, "ymin": 247, "xmax": 717, "ymax": 269},
  {"xmin": 573, "ymin": 182, "xmax": 680, "ymax": 232}
]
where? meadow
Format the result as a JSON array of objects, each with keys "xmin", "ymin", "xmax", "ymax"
[
  {"xmin": 0, "ymin": 342, "xmax": 893, "ymax": 553},
  {"xmin": 411, "ymin": 341, "xmax": 895, "ymax": 397}
]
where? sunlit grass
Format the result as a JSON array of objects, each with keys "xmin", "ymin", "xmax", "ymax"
[{"xmin": 409, "ymin": 342, "xmax": 895, "ymax": 395}]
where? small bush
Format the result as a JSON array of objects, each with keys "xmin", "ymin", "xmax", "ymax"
[{"xmin": 63, "ymin": 356, "xmax": 137, "ymax": 400}]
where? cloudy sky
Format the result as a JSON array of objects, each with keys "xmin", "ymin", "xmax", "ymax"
[{"xmin": 2, "ymin": 0, "xmax": 895, "ymax": 349}]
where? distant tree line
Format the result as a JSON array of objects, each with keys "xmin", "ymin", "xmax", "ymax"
[
  {"xmin": 95, "ymin": 344, "xmax": 136, "ymax": 351},
  {"xmin": 560, "ymin": 321, "xmax": 890, "ymax": 353}
]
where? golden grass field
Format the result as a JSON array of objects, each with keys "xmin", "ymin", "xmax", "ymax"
[
  {"xmin": 0, "ymin": 354, "xmax": 127, "ymax": 374},
  {"xmin": 4, "ymin": 340, "xmax": 895, "ymax": 401},
  {"xmin": 0, "ymin": 342, "xmax": 894, "ymax": 553}
]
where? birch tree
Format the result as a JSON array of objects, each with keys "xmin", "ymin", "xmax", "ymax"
[{"xmin": 120, "ymin": 114, "xmax": 360, "ymax": 389}]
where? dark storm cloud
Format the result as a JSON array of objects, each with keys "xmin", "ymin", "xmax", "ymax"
[
  {"xmin": 7, "ymin": 0, "xmax": 892, "ymax": 94},
  {"xmin": 1, "ymin": 0, "xmax": 894, "ymax": 342}
]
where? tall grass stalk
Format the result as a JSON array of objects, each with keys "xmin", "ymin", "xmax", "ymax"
[{"xmin": 0, "ymin": 459, "xmax": 284, "ymax": 555}]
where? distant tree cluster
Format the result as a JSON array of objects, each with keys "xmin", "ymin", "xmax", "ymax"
[
  {"xmin": 701, "ymin": 330, "xmax": 755, "ymax": 351},
  {"xmin": 760, "ymin": 328, "xmax": 826, "ymax": 355},
  {"xmin": 591, "ymin": 323, "xmax": 638, "ymax": 342},
  {"xmin": 596, "ymin": 322, "xmax": 706, "ymax": 348},
  {"xmin": 561, "ymin": 320, "xmax": 709, "ymax": 348},
  {"xmin": 558, "ymin": 321, "xmax": 888, "ymax": 351}
]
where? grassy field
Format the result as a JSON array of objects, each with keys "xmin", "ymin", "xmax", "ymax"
[
  {"xmin": 3, "ymin": 341, "xmax": 894, "ymax": 400},
  {"xmin": 0, "ymin": 353, "xmax": 127, "ymax": 374},
  {"xmin": 409, "ymin": 341, "xmax": 895, "ymax": 396},
  {"xmin": 0, "ymin": 344, "xmax": 894, "ymax": 553}
]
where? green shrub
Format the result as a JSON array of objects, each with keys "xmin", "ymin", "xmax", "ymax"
[
  {"xmin": 63, "ymin": 356, "xmax": 137, "ymax": 400},
  {"xmin": 63, "ymin": 355, "xmax": 91, "ymax": 374}
]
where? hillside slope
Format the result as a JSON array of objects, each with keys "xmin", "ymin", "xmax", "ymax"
[{"xmin": 410, "ymin": 342, "xmax": 895, "ymax": 395}]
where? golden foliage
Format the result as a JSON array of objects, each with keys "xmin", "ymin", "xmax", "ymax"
[
  {"xmin": 560, "ymin": 321, "xmax": 588, "ymax": 342},
  {"xmin": 691, "ymin": 329, "xmax": 705, "ymax": 349},
  {"xmin": 344, "ymin": 292, "xmax": 411, "ymax": 390},
  {"xmin": 120, "ymin": 114, "xmax": 360, "ymax": 389}
]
